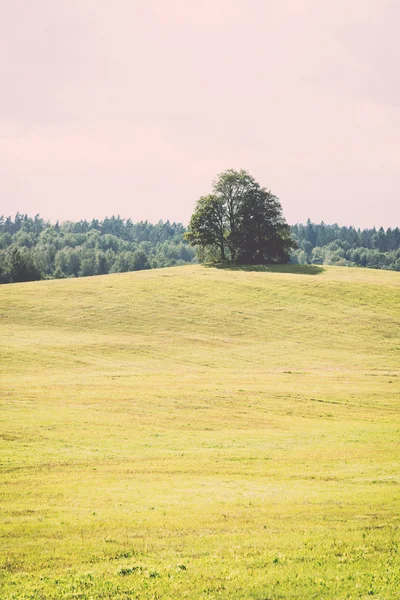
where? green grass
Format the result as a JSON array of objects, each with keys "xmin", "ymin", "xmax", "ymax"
[{"xmin": 0, "ymin": 264, "xmax": 399, "ymax": 599}]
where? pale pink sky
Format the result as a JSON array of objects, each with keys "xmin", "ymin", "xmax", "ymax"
[{"xmin": 1, "ymin": 0, "xmax": 400, "ymax": 228}]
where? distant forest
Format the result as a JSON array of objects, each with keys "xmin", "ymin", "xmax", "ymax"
[
  {"xmin": 291, "ymin": 220, "xmax": 400, "ymax": 271},
  {"xmin": 0, "ymin": 213, "xmax": 399, "ymax": 283}
]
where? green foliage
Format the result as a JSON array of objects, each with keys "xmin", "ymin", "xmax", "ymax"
[
  {"xmin": 3, "ymin": 246, "xmax": 41, "ymax": 283},
  {"xmin": 236, "ymin": 185, "xmax": 295, "ymax": 264},
  {"xmin": 0, "ymin": 214, "xmax": 195, "ymax": 283},
  {"xmin": 185, "ymin": 169, "xmax": 296, "ymax": 264},
  {"xmin": 185, "ymin": 194, "xmax": 226, "ymax": 260},
  {"xmin": 291, "ymin": 220, "xmax": 400, "ymax": 270}
]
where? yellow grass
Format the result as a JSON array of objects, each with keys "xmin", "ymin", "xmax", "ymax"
[{"xmin": 0, "ymin": 264, "xmax": 399, "ymax": 599}]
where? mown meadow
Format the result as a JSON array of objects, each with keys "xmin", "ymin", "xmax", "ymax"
[{"xmin": 0, "ymin": 264, "xmax": 399, "ymax": 599}]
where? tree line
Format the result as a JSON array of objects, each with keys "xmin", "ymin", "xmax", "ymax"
[
  {"xmin": 291, "ymin": 220, "xmax": 400, "ymax": 270},
  {"xmin": 1, "ymin": 211, "xmax": 399, "ymax": 284},
  {"xmin": 0, "ymin": 215, "xmax": 195, "ymax": 283}
]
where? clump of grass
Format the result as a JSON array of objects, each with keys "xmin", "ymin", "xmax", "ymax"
[
  {"xmin": 110, "ymin": 551, "xmax": 135, "ymax": 561},
  {"xmin": 117, "ymin": 566, "xmax": 143, "ymax": 576}
]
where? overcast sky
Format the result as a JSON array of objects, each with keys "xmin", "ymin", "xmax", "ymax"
[{"xmin": 1, "ymin": 0, "xmax": 400, "ymax": 228}]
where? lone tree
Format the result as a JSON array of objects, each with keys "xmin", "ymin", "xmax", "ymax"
[{"xmin": 185, "ymin": 169, "xmax": 296, "ymax": 264}]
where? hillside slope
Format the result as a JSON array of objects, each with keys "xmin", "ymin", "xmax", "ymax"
[{"xmin": 1, "ymin": 265, "xmax": 399, "ymax": 599}]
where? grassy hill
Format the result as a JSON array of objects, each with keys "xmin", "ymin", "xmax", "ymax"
[{"xmin": 1, "ymin": 264, "xmax": 399, "ymax": 599}]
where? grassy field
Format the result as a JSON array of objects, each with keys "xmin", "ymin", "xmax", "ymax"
[{"xmin": 0, "ymin": 264, "xmax": 399, "ymax": 599}]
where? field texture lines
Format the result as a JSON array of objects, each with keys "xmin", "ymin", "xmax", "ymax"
[{"xmin": 0, "ymin": 265, "xmax": 399, "ymax": 599}]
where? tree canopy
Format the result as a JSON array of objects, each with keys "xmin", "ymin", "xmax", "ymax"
[{"xmin": 185, "ymin": 169, "xmax": 296, "ymax": 264}]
